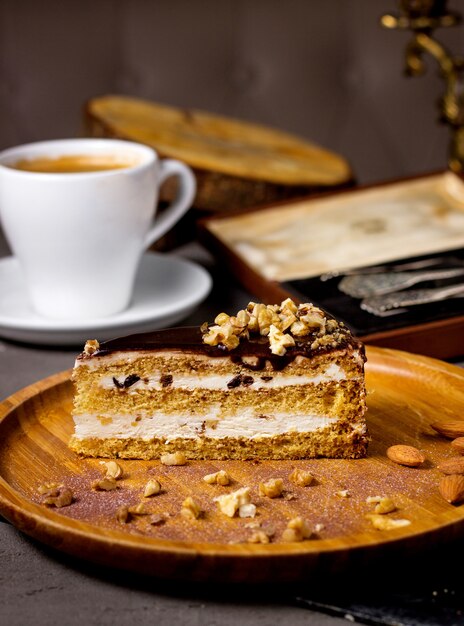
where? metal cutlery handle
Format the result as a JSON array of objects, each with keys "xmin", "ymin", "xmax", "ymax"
[
  {"xmin": 339, "ymin": 267, "xmax": 464, "ymax": 298},
  {"xmin": 319, "ymin": 257, "xmax": 462, "ymax": 282},
  {"xmin": 361, "ymin": 283, "xmax": 464, "ymax": 314}
]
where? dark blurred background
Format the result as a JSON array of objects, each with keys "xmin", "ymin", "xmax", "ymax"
[{"xmin": 1, "ymin": 0, "xmax": 464, "ymax": 185}]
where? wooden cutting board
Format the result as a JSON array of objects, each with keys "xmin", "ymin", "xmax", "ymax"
[
  {"xmin": 84, "ymin": 95, "xmax": 353, "ymax": 212},
  {"xmin": 0, "ymin": 346, "xmax": 463, "ymax": 583}
]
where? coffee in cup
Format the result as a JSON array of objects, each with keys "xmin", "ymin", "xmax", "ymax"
[
  {"xmin": 0, "ymin": 138, "xmax": 196, "ymax": 320},
  {"xmin": 9, "ymin": 153, "xmax": 139, "ymax": 174}
]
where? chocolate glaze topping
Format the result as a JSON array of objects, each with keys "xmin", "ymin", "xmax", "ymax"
[{"xmin": 82, "ymin": 326, "xmax": 364, "ymax": 371}]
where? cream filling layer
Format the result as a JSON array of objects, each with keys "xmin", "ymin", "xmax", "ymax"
[
  {"xmin": 75, "ymin": 352, "xmax": 236, "ymax": 370},
  {"xmin": 99, "ymin": 362, "xmax": 348, "ymax": 392},
  {"xmin": 72, "ymin": 407, "xmax": 343, "ymax": 441}
]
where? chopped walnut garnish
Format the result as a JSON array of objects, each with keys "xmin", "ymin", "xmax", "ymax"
[
  {"xmin": 203, "ymin": 470, "xmax": 230, "ymax": 486},
  {"xmin": 238, "ymin": 503, "xmax": 257, "ymax": 518},
  {"xmin": 130, "ymin": 502, "xmax": 149, "ymax": 515},
  {"xmin": 280, "ymin": 297, "xmax": 298, "ymax": 315},
  {"xmin": 92, "ymin": 477, "xmax": 118, "ymax": 491},
  {"xmin": 37, "ymin": 482, "xmax": 61, "ymax": 496},
  {"xmin": 148, "ymin": 514, "xmax": 166, "ymax": 526},
  {"xmin": 181, "ymin": 496, "xmax": 202, "ymax": 520},
  {"xmin": 201, "ymin": 299, "xmax": 344, "ymax": 354},
  {"xmin": 366, "ymin": 514, "xmax": 411, "ymax": 530},
  {"xmin": 248, "ymin": 530, "xmax": 271, "ymax": 544},
  {"xmin": 289, "ymin": 468, "xmax": 314, "ymax": 487},
  {"xmin": 366, "ymin": 496, "xmax": 397, "ymax": 515},
  {"xmin": 282, "ymin": 516, "xmax": 313, "ymax": 542},
  {"xmin": 83, "ymin": 339, "xmax": 99, "ymax": 356},
  {"xmin": 258, "ymin": 478, "xmax": 284, "ymax": 498},
  {"xmin": 314, "ymin": 523, "xmax": 325, "ymax": 533},
  {"xmin": 144, "ymin": 479, "xmax": 162, "ymax": 497},
  {"xmin": 215, "ymin": 487, "xmax": 256, "ymax": 518},
  {"xmin": 290, "ymin": 320, "xmax": 310, "ymax": 337},
  {"xmin": 268, "ymin": 325, "xmax": 295, "ymax": 356},
  {"xmin": 41, "ymin": 485, "xmax": 74, "ymax": 508},
  {"xmin": 160, "ymin": 452, "xmax": 187, "ymax": 466},
  {"xmin": 336, "ymin": 489, "xmax": 350, "ymax": 498},
  {"xmin": 202, "ymin": 324, "xmax": 240, "ymax": 350},
  {"xmin": 298, "ymin": 305, "xmax": 326, "ymax": 332},
  {"xmin": 100, "ymin": 460, "xmax": 123, "ymax": 480},
  {"xmin": 116, "ymin": 505, "xmax": 130, "ymax": 524}
]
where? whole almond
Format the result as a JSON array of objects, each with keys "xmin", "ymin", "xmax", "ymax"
[
  {"xmin": 431, "ymin": 421, "xmax": 464, "ymax": 439},
  {"xmin": 386, "ymin": 445, "xmax": 426, "ymax": 467},
  {"xmin": 451, "ymin": 437, "xmax": 464, "ymax": 455},
  {"xmin": 438, "ymin": 457, "xmax": 464, "ymax": 475},
  {"xmin": 439, "ymin": 474, "xmax": 464, "ymax": 504}
]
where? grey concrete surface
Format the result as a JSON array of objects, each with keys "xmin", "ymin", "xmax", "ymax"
[{"xmin": 0, "ymin": 523, "xmax": 349, "ymax": 626}]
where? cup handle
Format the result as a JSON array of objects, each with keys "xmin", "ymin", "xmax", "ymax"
[{"xmin": 144, "ymin": 159, "xmax": 196, "ymax": 249}]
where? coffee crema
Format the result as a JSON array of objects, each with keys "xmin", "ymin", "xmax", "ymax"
[{"xmin": 10, "ymin": 154, "xmax": 139, "ymax": 173}]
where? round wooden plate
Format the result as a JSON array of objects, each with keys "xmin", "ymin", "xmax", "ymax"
[{"xmin": 0, "ymin": 346, "xmax": 463, "ymax": 583}]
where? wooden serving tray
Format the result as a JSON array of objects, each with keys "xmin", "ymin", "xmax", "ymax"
[
  {"xmin": 0, "ymin": 347, "xmax": 463, "ymax": 583},
  {"xmin": 199, "ymin": 171, "xmax": 464, "ymax": 360}
]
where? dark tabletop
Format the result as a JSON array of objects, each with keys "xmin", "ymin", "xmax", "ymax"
[{"xmin": 1, "ymin": 238, "xmax": 463, "ymax": 626}]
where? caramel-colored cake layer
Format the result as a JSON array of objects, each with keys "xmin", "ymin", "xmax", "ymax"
[
  {"xmin": 69, "ymin": 425, "xmax": 368, "ymax": 461},
  {"xmin": 73, "ymin": 349, "xmax": 363, "ymax": 380},
  {"xmin": 74, "ymin": 380, "xmax": 364, "ymax": 419}
]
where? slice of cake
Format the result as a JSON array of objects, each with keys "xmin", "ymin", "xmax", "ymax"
[{"xmin": 70, "ymin": 299, "xmax": 368, "ymax": 460}]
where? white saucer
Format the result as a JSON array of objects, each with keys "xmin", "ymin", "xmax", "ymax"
[{"xmin": 0, "ymin": 253, "xmax": 212, "ymax": 346}]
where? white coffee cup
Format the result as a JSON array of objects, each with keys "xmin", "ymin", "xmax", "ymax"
[{"xmin": 0, "ymin": 138, "xmax": 196, "ymax": 319}]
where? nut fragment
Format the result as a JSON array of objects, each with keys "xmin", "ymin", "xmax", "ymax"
[
  {"xmin": 92, "ymin": 477, "xmax": 118, "ymax": 491},
  {"xmin": 439, "ymin": 474, "xmax": 464, "ymax": 504},
  {"xmin": 181, "ymin": 496, "xmax": 202, "ymax": 520},
  {"xmin": 100, "ymin": 460, "xmax": 123, "ymax": 479},
  {"xmin": 42, "ymin": 486, "xmax": 74, "ymax": 508},
  {"xmin": 203, "ymin": 470, "xmax": 230, "ymax": 486},
  {"xmin": 130, "ymin": 502, "xmax": 149, "ymax": 515},
  {"xmin": 248, "ymin": 530, "xmax": 271, "ymax": 544},
  {"xmin": 214, "ymin": 312, "xmax": 230, "ymax": 326},
  {"xmin": 431, "ymin": 421, "xmax": 464, "ymax": 439},
  {"xmin": 83, "ymin": 339, "xmax": 99, "ymax": 356},
  {"xmin": 215, "ymin": 487, "xmax": 255, "ymax": 518},
  {"xmin": 386, "ymin": 445, "xmax": 426, "ymax": 467},
  {"xmin": 451, "ymin": 437, "xmax": 464, "ymax": 454},
  {"xmin": 366, "ymin": 514, "xmax": 411, "ymax": 530},
  {"xmin": 160, "ymin": 452, "xmax": 187, "ymax": 466},
  {"xmin": 144, "ymin": 479, "xmax": 162, "ymax": 497},
  {"xmin": 259, "ymin": 478, "xmax": 284, "ymax": 498},
  {"xmin": 438, "ymin": 457, "xmax": 464, "ymax": 475},
  {"xmin": 148, "ymin": 514, "xmax": 166, "ymax": 526},
  {"xmin": 366, "ymin": 496, "xmax": 397, "ymax": 515},
  {"xmin": 238, "ymin": 503, "xmax": 257, "ymax": 518},
  {"xmin": 268, "ymin": 325, "xmax": 295, "ymax": 356},
  {"xmin": 37, "ymin": 482, "xmax": 61, "ymax": 496},
  {"xmin": 282, "ymin": 517, "xmax": 312, "ymax": 542},
  {"xmin": 116, "ymin": 505, "xmax": 130, "ymax": 524},
  {"xmin": 289, "ymin": 468, "xmax": 314, "ymax": 487},
  {"xmin": 336, "ymin": 490, "xmax": 350, "ymax": 498}
]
